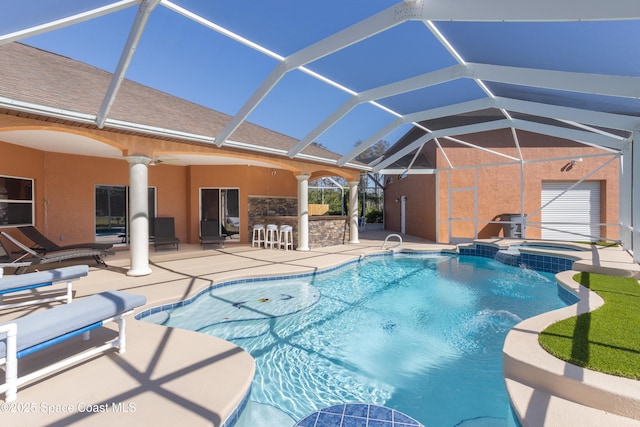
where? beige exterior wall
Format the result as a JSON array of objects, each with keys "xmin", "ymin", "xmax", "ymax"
[
  {"xmin": 0, "ymin": 116, "xmax": 360, "ymax": 247},
  {"xmin": 385, "ymin": 129, "xmax": 620, "ymax": 243},
  {"xmin": 384, "ymin": 174, "xmax": 437, "ymax": 241},
  {"xmin": 186, "ymin": 165, "xmax": 297, "ymax": 244}
]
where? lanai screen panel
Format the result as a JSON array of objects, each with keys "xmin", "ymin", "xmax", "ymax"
[{"xmin": 1, "ymin": 1, "xmax": 637, "ymax": 161}]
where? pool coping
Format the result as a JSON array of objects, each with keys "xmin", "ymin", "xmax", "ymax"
[
  {"xmin": 134, "ymin": 242, "xmax": 640, "ymax": 426},
  {"xmin": 503, "ymin": 271, "xmax": 640, "ymax": 425},
  {"xmin": 3, "ymin": 236, "xmax": 637, "ymax": 427},
  {"xmin": 464, "ymin": 240, "xmax": 640, "ymax": 425}
]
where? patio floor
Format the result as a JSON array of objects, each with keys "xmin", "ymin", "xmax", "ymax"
[
  {"xmin": 0, "ymin": 231, "xmax": 446, "ymax": 426},
  {"xmin": 0, "ymin": 231, "xmax": 638, "ymax": 426}
]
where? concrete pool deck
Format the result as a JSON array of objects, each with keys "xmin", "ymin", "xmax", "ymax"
[{"xmin": 0, "ymin": 231, "xmax": 638, "ymax": 426}]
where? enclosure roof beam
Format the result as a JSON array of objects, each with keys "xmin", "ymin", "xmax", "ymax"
[
  {"xmin": 467, "ymin": 63, "xmax": 640, "ymax": 99},
  {"xmin": 493, "ymin": 97, "xmax": 640, "ymax": 132},
  {"xmin": 214, "ymin": 1, "xmax": 413, "ymax": 147},
  {"xmin": 373, "ymin": 119, "xmax": 517, "ymax": 172},
  {"xmin": 408, "ymin": 0, "xmax": 640, "ymax": 22},
  {"xmin": 339, "ymin": 98, "xmax": 494, "ymax": 166},
  {"xmin": 0, "ymin": 0, "xmax": 139, "ymax": 45},
  {"xmin": 96, "ymin": 0, "xmax": 162, "ymax": 128}
]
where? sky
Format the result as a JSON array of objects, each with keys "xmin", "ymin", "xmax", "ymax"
[
  {"xmin": 1, "ymin": 0, "xmax": 410, "ymax": 155},
  {"xmin": 2, "ymin": 1, "xmax": 639, "ymax": 157}
]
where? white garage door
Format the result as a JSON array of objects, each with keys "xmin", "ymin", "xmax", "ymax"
[{"xmin": 541, "ymin": 181, "xmax": 600, "ymax": 241}]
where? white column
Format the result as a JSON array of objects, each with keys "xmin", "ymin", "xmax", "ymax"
[
  {"xmin": 348, "ymin": 180, "xmax": 360, "ymax": 244},
  {"xmin": 620, "ymin": 143, "xmax": 632, "ymax": 250},
  {"xmin": 126, "ymin": 156, "xmax": 152, "ymax": 276},
  {"xmin": 296, "ymin": 174, "xmax": 310, "ymax": 251},
  {"xmin": 632, "ymin": 131, "xmax": 640, "ymax": 263},
  {"xmin": 401, "ymin": 195, "xmax": 407, "ymax": 235}
]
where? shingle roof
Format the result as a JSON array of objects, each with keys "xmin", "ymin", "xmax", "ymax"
[{"xmin": 0, "ymin": 42, "xmax": 343, "ymax": 162}]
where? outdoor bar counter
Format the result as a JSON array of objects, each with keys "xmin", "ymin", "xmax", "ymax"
[{"xmin": 251, "ymin": 215, "xmax": 351, "ymax": 249}]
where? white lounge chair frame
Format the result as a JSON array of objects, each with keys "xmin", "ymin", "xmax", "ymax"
[
  {"xmin": 0, "ymin": 314, "xmax": 128, "ymax": 403},
  {"xmin": 0, "ymin": 291, "xmax": 145, "ymax": 402},
  {"xmin": 0, "ymin": 265, "xmax": 88, "ymax": 311}
]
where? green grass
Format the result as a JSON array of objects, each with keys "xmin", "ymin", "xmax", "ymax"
[{"xmin": 538, "ymin": 272, "xmax": 640, "ymax": 380}]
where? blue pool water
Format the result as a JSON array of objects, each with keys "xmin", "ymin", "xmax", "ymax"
[{"xmin": 142, "ymin": 254, "xmax": 568, "ymax": 426}]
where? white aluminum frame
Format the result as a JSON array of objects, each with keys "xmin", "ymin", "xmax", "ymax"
[
  {"xmin": 1, "ymin": 0, "xmax": 639, "ymax": 261},
  {"xmin": 0, "ymin": 311, "xmax": 131, "ymax": 403}
]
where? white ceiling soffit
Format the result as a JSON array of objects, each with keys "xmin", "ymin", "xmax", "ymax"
[
  {"xmin": 0, "ymin": 130, "xmax": 280, "ymax": 168},
  {"xmin": 0, "ymin": 130, "xmax": 123, "ymax": 159},
  {"xmin": 1, "ymin": 0, "xmax": 639, "ymax": 173},
  {"xmin": 150, "ymin": 154, "xmax": 278, "ymax": 168}
]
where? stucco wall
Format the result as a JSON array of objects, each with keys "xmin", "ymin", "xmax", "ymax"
[
  {"xmin": 189, "ymin": 166, "xmax": 297, "ymax": 244},
  {"xmin": 0, "ymin": 141, "xmax": 303, "ymax": 246},
  {"xmin": 384, "ymin": 174, "xmax": 437, "ymax": 241},
  {"xmin": 0, "ymin": 143, "xmax": 45, "ymax": 247},
  {"xmin": 384, "ymin": 129, "xmax": 620, "ymax": 243},
  {"xmin": 43, "ymin": 152, "xmax": 129, "ymax": 245}
]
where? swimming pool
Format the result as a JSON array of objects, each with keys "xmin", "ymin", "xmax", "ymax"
[{"xmin": 140, "ymin": 253, "xmax": 568, "ymax": 426}]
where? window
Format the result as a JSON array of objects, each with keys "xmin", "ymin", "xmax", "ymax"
[{"xmin": 0, "ymin": 175, "xmax": 34, "ymax": 227}]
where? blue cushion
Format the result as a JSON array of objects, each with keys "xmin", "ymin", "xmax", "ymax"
[
  {"xmin": 0, "ymin": 265, "xmax": 89, "ymax": 294},
  {"xmin": 0, "ymin": 290, "xmax": 146, "ymax": 359}
]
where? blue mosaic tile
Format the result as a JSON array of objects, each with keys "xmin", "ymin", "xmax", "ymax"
[
  {"xmin": 315, "ymin": 411, "xmax": 344, "ymax": 426},
  {"xmin": 394, "ymin": 411, "xmax": 420, "ymax": 425},
  {"xmin": 369, "ymin": 405, "xmax": 393, "ymax": 421},
  {"xmin": 323, "ymin": 404, "xmax": 345, "ymax": 414},
  {"xmin": 342, "ymin": 415, "xmax": 368, "ymax": 427},
  {"xmin": 295, "ymin": 413, "xmax": 318, "ymax": 427},
  {"xmin": 295, "ymin": 404, "xmax": 423, "ymax": 427},
  {"xmin": 491, "ymin": 247, "xmax": 575, "ymax": 274},
  {"xmin": 345, "ymin": 403, "xmax": 368, "ymax": 418}
]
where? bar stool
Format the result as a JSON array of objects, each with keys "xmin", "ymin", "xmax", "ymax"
[
  {"xmin": 279, "ymin": 225, "xmax": 293, "ymax": 251},
  {"xmin": 252, "ymin": 224, "xmax": 265, "ymax": 248},
  {"xmin": 265, "ymin": 224, "xmax": 279, "ymax": 249}
]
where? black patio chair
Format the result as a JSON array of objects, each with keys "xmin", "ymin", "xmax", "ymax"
[
  {"xmin": 200, "ymin": 220, "xmax": 226, "ymax": 249},
  {"xmin": 18, "ymin": 226, "xmax": 113, "ymax": 252},
  {"xmin": 1, "ymin": 231, "xmax": 113, "ymax": 273},
  {"xmin": 152, "ymin": 217, "xmax": 180, "ymax": 251}
]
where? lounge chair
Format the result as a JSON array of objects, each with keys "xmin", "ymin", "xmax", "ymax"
[
  {"xmin": 0, "ymin": 232, "xmax": 114, "ymax": 274},
  {"xmin": 0, "ymin": 265, "xmax": 88, "ymax": 310},
  {"xmin": 0, "ymin": 239, "xmax": 32, "ymax": 275},
  {"xmin": 152, "ymin": 217, "xmax": 180, "ymax": 251},
  {"xmin": 18, "ymin": 226, "xmax": 114, "ymax": 252},
  {"xmin": 0, "ymin": 290, "xmax": 146, "ymax": 402},
  {"xmin": 200, "ymin": 220, "xmax": 226, "ymax": 249}
]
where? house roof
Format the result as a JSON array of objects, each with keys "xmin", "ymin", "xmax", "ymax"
[
  {"xmin": 0, "ymin": 1, "xmax": 639, "ymax": 174},
  {"xmin": 0, "ymin": 42, "xmax": 347, "ymax": 165}
]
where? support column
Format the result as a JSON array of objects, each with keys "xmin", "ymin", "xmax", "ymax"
[
  {"xmin": 401, "ymin": 195, "xmax": 407, "ymax": 235},
  {"xmin": 632, "ymin": 131, "xmax": 640, "ymax": 264},
  {"xmin": 348, "ymin": 180, "xmax": 360, "ymax": 244},
  {"xmin": 126, "ymin": 156, "xmax": 152, "ymax": 276},
  {"xmin": 296, "ymin": 174, "xmax": 310, "ymax": 251},
  {"xmin": 620, "ymin": 143, "xmax": 632, "ymax": 250}
]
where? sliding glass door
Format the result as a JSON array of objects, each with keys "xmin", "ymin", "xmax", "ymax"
[
  {"xmin": 200, "ymin": 188, "xmax": 240, "ymax": 241},
  {"xmin": 95, "ymin": 185, "xmax": 156, "ymax": 244}
]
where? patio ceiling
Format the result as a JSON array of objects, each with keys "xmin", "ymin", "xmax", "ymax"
[{"xmin": 1, "ymin": 0, "xmax": 639, "ymax": 173}]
